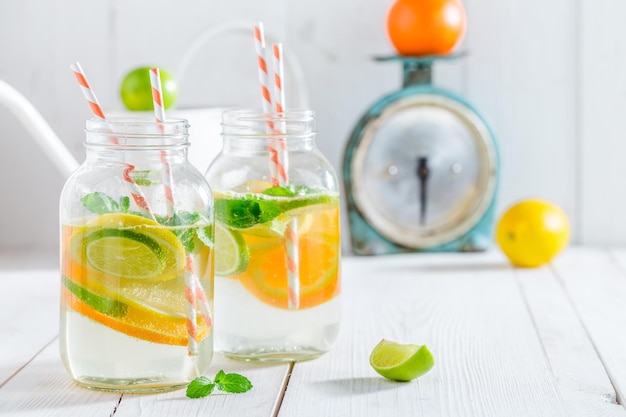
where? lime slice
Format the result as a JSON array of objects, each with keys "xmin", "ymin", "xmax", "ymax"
[
  {"xmin": 71, "ymin": 213, "xmax": 186, "ymax": 282},
  {"xmin": 280, "ymin": 194, "xmax": 338, "ymax": 213},
  {"xmin": 85, "ymin": 228, "xmax": 166, "ymax": 280},
  {"xmin": 215, "ymin": 223, "xmax": 249, "ymax": 277},
  {"xmin": 370, "ymin": 339, "xmax": 435, "ymax": 382}
]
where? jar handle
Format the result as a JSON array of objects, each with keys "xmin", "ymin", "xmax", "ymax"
[{"xmin": 176, "ymin": 21, "xmax": 310, "ymax": 107}]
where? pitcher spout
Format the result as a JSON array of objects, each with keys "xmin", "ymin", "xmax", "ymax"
[{"xmin": 0, "ymin": 80, "xmax": 79, "ymax": 178}]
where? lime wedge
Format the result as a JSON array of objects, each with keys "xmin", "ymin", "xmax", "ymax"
[
  {"xmin": 370, "ymin": 339, "xmax": 435, "ymax": 381},
  {"xmin": 215, "ymin": 223, "xmax": 249, "ymax": 277}
]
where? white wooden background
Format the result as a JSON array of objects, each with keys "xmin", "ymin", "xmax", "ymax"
[{"xmin": 0, "ymin": 0, "xmax": 623, "ymax": 251}]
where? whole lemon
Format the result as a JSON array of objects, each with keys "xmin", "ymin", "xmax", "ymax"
[{"xmin": 496, "ymin": 199, "xmax": 570, "ymax": 268}]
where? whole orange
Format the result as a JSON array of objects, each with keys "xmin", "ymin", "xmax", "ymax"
[{"xmin": 386, "ymin": 0, "xmax": 467, "ymax": 56}]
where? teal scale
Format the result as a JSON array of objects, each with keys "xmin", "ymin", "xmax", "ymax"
[{"xmin": 343, "ymin": 54, "xmax": 499, "ymax": 255}]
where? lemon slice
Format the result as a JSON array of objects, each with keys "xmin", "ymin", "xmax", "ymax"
[
  {"xmin": 370, "ymin": 339, "xmax": 435, "ymax": 381},
  {"xmin": 72, "ymin": 213, "xmax": 186, "ymax": 281},
  {"xmin": 214, "ymin": 223, "xmax": 249, "ymax": 277}
]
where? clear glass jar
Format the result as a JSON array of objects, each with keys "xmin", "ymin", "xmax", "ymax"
[
  {"xmin": 205, "ymin": 109, "xmax": 341, "ymax": 362},
  {"xmin": 59, "ymin": 118, "xmax": 214, "ymax": 392}
]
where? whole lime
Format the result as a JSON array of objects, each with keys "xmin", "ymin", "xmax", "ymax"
[
  {"xmin": 496, "ymin": 199, "xmax": 570, "ymax": 268},
  {"xmin": 120, "ymin": 67, "xmax": 178, "ymax": 111}
]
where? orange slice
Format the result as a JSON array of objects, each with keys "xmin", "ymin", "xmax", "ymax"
[
  {"xmin": 238, "ymin": 235, "xmax": 340, "ymax": 309},
  {"xmin": 62, "ymin": 278, "xmax": 209, "ymax": 346}
]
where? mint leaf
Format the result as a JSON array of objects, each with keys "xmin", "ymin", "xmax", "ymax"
[
  {"xmin": 186, "ymin": 376, "xmax": 216, "ymax": 398},
  {"xmin": 215, "ymin": 197, "xmax": 282, "ymax": 229},
  {"xmin": 119, "ymin": 196, "xmax": 130, "ymax": 213},
  {"xmin": 164, "ymin": 211, "xmax": 203, "ymax": 252},
  {"xmin": 81, "ymin": 192, "xmax": 120, "ymax": 214},
  {"xmin": 214, "ymin": 370, "xmax": 253, "ymax": 394},
  {"xmin": 196, "ymin": 226, "xmax": 213, "ymax": 248},
  {"xmin": 263, "ymin": 186, "xmax": 295, "ymax": 197},
  {"xmin": 131, "ymin": 170, "xmax": 159, "ymax": 186}
]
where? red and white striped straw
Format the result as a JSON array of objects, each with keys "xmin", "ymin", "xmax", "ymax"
[
  {"xmin": 271, "ymin": 43, "xmax": 300, "ymax": 309},
  {"xmin": 285, "ymin": 219, "xmax": 300, "ymax": 309},
  {"xmin": 70, "ymin": 62, "xmax": 154, "ymax": 220},
  {"xmin": 253, "ymin": 23, "xmax": 273, "ymax": 116},
  {"xmin": 272, "ymin": 43, "xmax": 285, "ymax": 114},
  {"xmin": 149, "ymin": 68, "xmax": 175, "ymax": 218},
  {"xmin": 183, "ymin": 276, "xmax": 198, "ymax": 355},
  {"xmin": 149, "ymin": 68, "xmax": 213, "ymax": 355},
  {"xmin": 254, "ymin": 22, "xmax": 287, "ymax": 187},
  {"xmin": 271, "ymin": 43, "xmax": 289, "ymax": 186},
  {"xmin": 70, "ymin": 62, "xmax": 110, "ymax": 127}
]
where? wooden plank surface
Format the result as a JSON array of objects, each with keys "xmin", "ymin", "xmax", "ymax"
[
  {"xmin": 0, "ymin": 268, "xmax": 58, "ymax": 386},
  {"xmin": 555, "ymin": 248, "xmax": 626, "ymax": 408},
  {"xmin": 280, "ymin": 253, "xmax": 570, "ymax": 417},
  {"xmin": 0, "ymin": 265, "xmax": 289, "ymax": 417},
  {"xmin": 0, "ymin": 340, "xmax": 123, "ymax": 417},
  {"xmin": 113, "ymin": 355, "xmax": 290, "ymax": 417},
  {"xmin": 4, "ymin": 250, "xmax": 626, "ymax": 416},
  {"xmin": 515, "ymin": 265, "xmax": 625, "ymax": 417}
]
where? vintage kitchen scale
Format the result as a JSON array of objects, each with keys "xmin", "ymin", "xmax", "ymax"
[{"xmin": 343, "ymin": 54, "xmax": 499, "ymax": 255}]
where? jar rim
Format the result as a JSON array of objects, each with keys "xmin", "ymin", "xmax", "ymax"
[
  {"xmin": 86, "ymin": 117, "xmax": 190, "ymax": 136},
  {"xmin": 85, "ymin": 117, "xmax": 190, "ymax": 147},
  {"xmin": 221, "ymin": 109, "xmax": 315, "ymax": 136}
]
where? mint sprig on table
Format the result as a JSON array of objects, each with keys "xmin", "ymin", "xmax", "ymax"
[{"xmin": 186, "ymin": 370, "xmax": 253, "ymax": 398}]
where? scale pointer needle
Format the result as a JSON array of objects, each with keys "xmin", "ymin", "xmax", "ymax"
[{"xmin": 417, "ymin": 157, "xmax": 429, "ymax": 226}]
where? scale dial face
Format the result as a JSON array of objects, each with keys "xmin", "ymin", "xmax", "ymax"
[{"xmin": 351, "ymin": 94, "xmax": 497, "ymax": 249}]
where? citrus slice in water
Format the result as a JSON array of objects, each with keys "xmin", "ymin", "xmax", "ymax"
[
  {"xmin": 62, "ymin": 213, "xmax": 211, "ymax": 346},
  {"xmin": 370, "ymin": 339, "xmax": 435, "ymax": 382},
  {"xmin": 62, "ymin": 276, "xmax": 208, "ymax": 346},
  {"xmin": 71, "ymin": 213, "xmax": 186, "ymax": 282},
  {"xmin": 214, "ymin": 223, "xmax": 249, "ymax": 277},
  {"xmin": 235, "ymin": 203, "xmax": 340, "ymax": 309}
]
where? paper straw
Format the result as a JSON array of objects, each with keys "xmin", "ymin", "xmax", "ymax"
[
  {"xmin": 253, "ymin": 23, "xmax": 273, "ymax": 117},
  {"xmin": 149, "ymin": 68, "xmax": 175, "ymax": 217},
  {"xmin": 270, "ymin": 43, "xmax": 300, "ymax": 310},
  {"xmin": 149, "ymin": 68, "xmax": 213, "ymax": 355},
  {"xmin": 272, "ymin": 44, "xmax": 285, "ymax": 114},
  {"xmin": 285, "ymin": 219, "xmax": 300, "ymax": 309},
  {"xmin": 271, "ymin": 43, "xmax": 289, "ymax": 186},
  {"xmin": 70, "ymin": 62, "xmax": 154, "ymax": 220},
  {"xmin": 69, "ymin": 62, "xmax": 110, "ymax": 127},
  {"xmin": 254, "ymin": 23, "xmax": 286, "ymax": 187},
  {"xmin": 183, "ymin": 278, "xmax": 198, "ymax": 355},
  {"xmin": 251, "ymin": 30, "xmax": 300, "ymax": 310}
]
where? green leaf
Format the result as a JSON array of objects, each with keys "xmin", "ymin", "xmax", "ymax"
[
  {"xmin": 164, "ymin": 211, "xmax": 203, "ymax": 252},
  {"xmin": 214, "ymin": 370, "xmax": 253, "ymax": 394},
  {"xmin": 186, "ymin": 376, "xmax": 216, "ymax": 398},
  {"xmin": 215, "ymin": 197, "xmax": 282, "ymax": 229},
  {"xmin": 131, "ymin": 170, "xmax": 159, "ymax": 186},
  {"xmin": 196, "ymin": 226, "xmax": 214, "ymax": 248},
  {"xmin": 81, "ymin": 192, "xmax": 120, "ymax": 214},
  {"xmin": 119, "ymin": 196, "xmax": 130, "ymax": 213},
  {"xmin": 262, "ymin": 186, "xmax": 295, "ymax": 197}
]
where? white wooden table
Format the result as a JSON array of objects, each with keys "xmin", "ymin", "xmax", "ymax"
[{"xmin": 2, "ymin": 247, "xmax": 626, "ymax": 416}]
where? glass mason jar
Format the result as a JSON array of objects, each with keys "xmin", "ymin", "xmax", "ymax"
[
  {"xmin": 205, "ymin": 109, "xmax": 341, "ymax": 362},
  {"xmin": 59, "ymin": 118, "xmax": 214, "ymax": 392}
]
